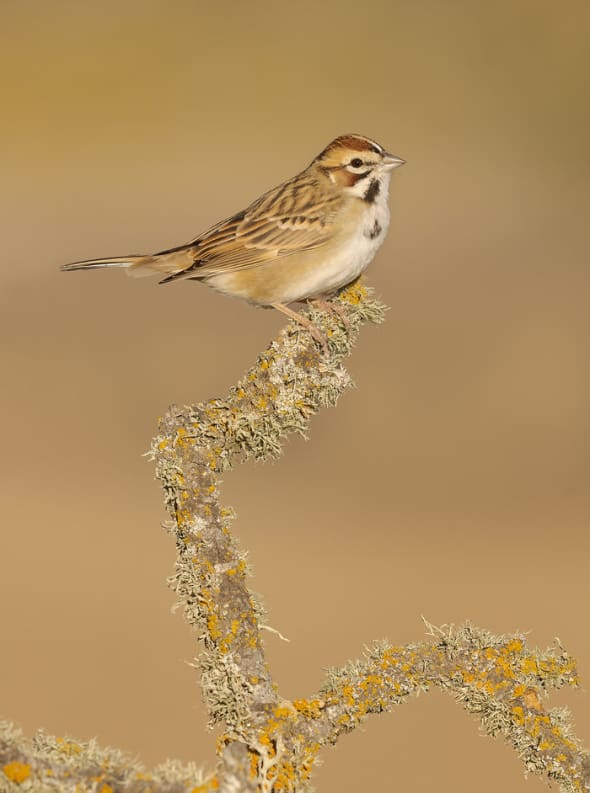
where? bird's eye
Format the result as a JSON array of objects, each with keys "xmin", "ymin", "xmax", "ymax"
[{"xmin": 350, "ymin": 158, "xmax": 363, "ymax": 168}]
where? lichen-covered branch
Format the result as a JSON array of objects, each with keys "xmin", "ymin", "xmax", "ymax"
[
  {"xmin": 317, "ymin": 624, "xmax": 588, "ymax": 793},
  {"xmin": 0, "ymin": 720, "xmax": 214, "ymax": 792},
  {"xmin": 154, "ymin": 287, "xmax": 384, "ymax": 691},
  {"xmin": 150, "ymin": 283, "xmax": 387, "ymax": 790},
  {"xmin": 1, "ymin": 282, "xmax": 588, "ymax": 792}
]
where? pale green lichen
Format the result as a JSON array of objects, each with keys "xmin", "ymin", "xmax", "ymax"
[
  {"xmin": 316, "ymin": 624, "xmax": 589, "ymax": 792},
  {"xmin": 0, "ymin": 720, "xmax": 212, "ymax": 792}
]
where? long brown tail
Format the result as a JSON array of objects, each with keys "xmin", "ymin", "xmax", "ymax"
[
  {"xmin": 61, "ymin": 255, "xmax": 148, "ymax": 272},
  {"xmin": 60, "ymin": 249, "xmax": 194, "ymax": 279}
]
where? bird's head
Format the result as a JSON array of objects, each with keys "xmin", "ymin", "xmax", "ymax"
[{"xmin": 313, "ymin": 134, "xmax": 405, "ymax": 198}]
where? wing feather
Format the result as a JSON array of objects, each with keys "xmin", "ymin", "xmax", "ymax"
[{"xmin": 158, "ymin": 172, "xmax": 344, "ymax": 283}]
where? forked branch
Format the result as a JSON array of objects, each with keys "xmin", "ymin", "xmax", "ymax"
[{"xmin": 1, "ymin": 282, "xmax": 587, "ymax": 792}]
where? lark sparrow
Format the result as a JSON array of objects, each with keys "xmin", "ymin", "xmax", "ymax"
[{"xmin": 61, "ymin": 134, "xmax": 405, "ymax": 345}]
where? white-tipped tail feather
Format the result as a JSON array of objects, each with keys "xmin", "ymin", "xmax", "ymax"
[
  {"xmin": 61, "ymin": 249, "xmax": 194, "ymax": 279},
  {"xmin": 61, "ymin": 255, "xmax": 149, "ymax": 274}
]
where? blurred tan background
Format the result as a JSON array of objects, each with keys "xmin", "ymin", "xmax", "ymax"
[{"xmin": 1, "ymin": 1, "xmax": 588, "ymax": 790}]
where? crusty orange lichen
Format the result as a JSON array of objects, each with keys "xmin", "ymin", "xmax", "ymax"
[
  {"xmin": 56, "ymin": 738, "xmax": 82, "ymax": 755},
  {"xmin": 360, "ymin": 674, "xmax": 383, "ymax": 691},
  {"xmin": 257, "ymin": 733, "xmax": 275, "ymax": 754},
  {"xmin": 190, "ymin": 778, "xmax": 219, "ymax": 793},
  {"xmin": 205, "ymin": 608, "xmax": 221, "ymax": 641},
  {"xmin": 174, "ymin": 427, "xmax": 195, "ymax": 448},
  {"xmin": 521, "ymin": 656, "xmax": 539, "ymax": 675},
  {"xmin": 2, "ymin": 761, "xmax": 31, "ymax": 783},
  {"xmin": 511, "ymin": 705, "xmax": 525, "ymax": 725},
  {"xmin": 293, "ymin": 699, "xmax": 322, "ymax": 719},
  {"xmin": 248, "ymin": 749, "xmax": 259, "ymax": 779},
  {"xmin": 269, "ymin": 759, "xmax": 296, "ymax": 790},
  {"xmin": 505, "ymin": 638, "xmax": 524, "ymax": 654},
  {"xmin": 339, "ymin": 280, "xmax": 367, "ymax": 305},
  {"xmin": 340, "ymin": 684, "xmax": 355, "ymax": 707}
]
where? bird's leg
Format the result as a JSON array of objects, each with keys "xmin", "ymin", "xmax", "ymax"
[
  {"xmin": 309, "ymin": 297, "xmax": 351, "ymax": 331},
  {"xmin": 272, "ymin": 303, "xmax": 329, "ymax": 354}
]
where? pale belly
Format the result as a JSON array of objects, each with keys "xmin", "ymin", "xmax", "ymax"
[{"xmin": 204, "ymin": 202, "xmax": 390, "ymax": 306}]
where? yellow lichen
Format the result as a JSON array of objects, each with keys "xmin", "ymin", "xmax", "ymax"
[
  {"xmin": 2, "ymin": 762, "xmax": 31, "ymax": 783},
  {"xmin": 506, "ymin": 638, "xmax": 524, "ymax": 653},
  {"xmin": 511, "ymin": 705, "xmax": 525, "ymax": 725},
  {"xmin": 206, "ymin": 611, "xmax": 221, "ymax": 641},
  {"xmin": 340, "ymin": 280, "xmax": 367, "ymax": 305},
  {"xmin": 270, "ymin": 759, "xmax": 296, "ymax": 790},
  {"xmin": 360, "ymin": 674, "xmax": 383, "ymax": 691},
  {"xmin": 293, "ymin": 699, "xmax": 323, "ymax": 719},
  {"xmin": 191, "ymin": 779, "xmax": 219, "ymax": 793},
  {"xmin": 56, "ymin": 739, "xmax": 82, "ymax": 755},
  {"xmin": 521, "ymin": 656, "xmax": 539, "ymax": 675},
  {"xmin": 248, "ymin": 750, "xmax": 259, "ymax": 779},
  {"xmin": 273, "ymin": 705, "xmax": 294, "ymax": 720},
  {"xmin": 341, "ymin": 684, "xmax": 355, "ymax": 707}
]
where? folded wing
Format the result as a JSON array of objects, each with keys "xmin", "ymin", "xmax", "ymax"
[{"xmin": 158, "ymin": 176, "xmax": 343, "ymax": 284}]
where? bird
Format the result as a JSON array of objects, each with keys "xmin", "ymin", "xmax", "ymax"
[{"xmin": 61, "ymin": 134, "xmax": 405, "ymax": 346}]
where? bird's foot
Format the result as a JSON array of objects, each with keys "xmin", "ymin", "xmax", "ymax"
[
  {"xmin": 309, "ymin": 297, "xmax": 351, "ymax": 332},
  {"xmin": 272, "ymin": 303, "xmax": 330, "ymax": 354}
]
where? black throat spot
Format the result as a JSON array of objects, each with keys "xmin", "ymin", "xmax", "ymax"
[
  {"xmin": 363, "ymin": 179, "xmax": 380, "ymax": 203},
  {"xmin": 365, "ymin": 219, "xmax": 383, "ymax": 240}
]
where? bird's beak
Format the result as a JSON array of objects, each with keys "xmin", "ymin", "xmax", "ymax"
[{"xmin": 383, "ymin": 152, "xmax": 406, "ymax": 170}]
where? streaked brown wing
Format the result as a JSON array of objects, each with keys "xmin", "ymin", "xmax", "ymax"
[{"xmin": 159, "ymin": 173, "xmax": 344, "ymax": 283}]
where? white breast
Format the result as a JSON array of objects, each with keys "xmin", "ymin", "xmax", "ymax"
[{"xmin": 279, "ymin": 180, "xmax": 391, "ymax": 303}]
